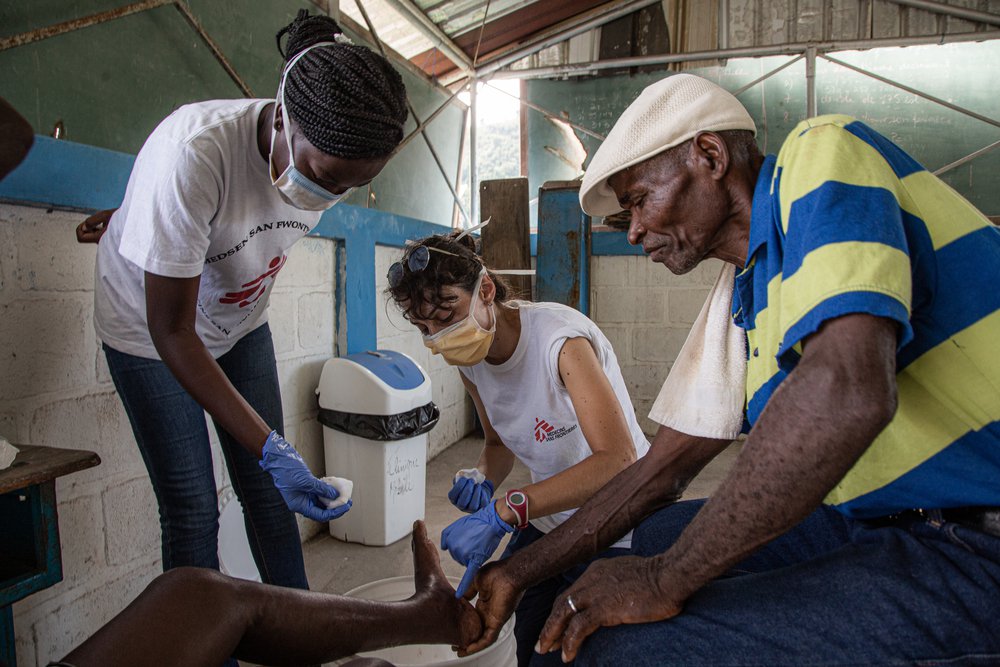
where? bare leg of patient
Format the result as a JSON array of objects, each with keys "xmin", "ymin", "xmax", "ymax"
[{"xmin": 60, "ymin": 521, "xmax": 481, "ymax": 667}]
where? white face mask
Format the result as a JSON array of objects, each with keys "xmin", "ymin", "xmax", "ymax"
[{"xmin": 269, "ymin": 42, "xmax": 350, "ymax": 211}]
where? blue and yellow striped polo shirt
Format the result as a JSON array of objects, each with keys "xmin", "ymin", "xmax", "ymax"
[{"xmin": 734, "ymin": 114, "xmax": 1000, "ymax": 519}]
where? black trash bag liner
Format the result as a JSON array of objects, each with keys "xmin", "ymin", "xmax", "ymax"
[{"xmin": 318, "ymin": 402, "xmax": 440, "ymax": 441}]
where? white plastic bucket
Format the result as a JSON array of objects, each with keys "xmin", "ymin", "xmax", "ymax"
[
  {"xmin": 217, "ymin": 491, "xmax": 261, "ymax": 582},
  {"xmin": 344, "ymin": 575, "xmax": 516, "ymax": 666}
]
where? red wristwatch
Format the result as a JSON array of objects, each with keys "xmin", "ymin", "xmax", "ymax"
[{"xmin": 504, "ymin": 489, "xmax": 529, "ymax": 530}]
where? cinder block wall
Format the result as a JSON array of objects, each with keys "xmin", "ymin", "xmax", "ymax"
[
  {"xmin": 373, "ymin": 245, "xmax": 475, "ymax": 460},
  {"xmin": 2, "ymin": 202, "xmax": 338, "ymax": 663},
  {"xmin": 2, "ymin": 204, "xmax": 155, "ymax": 666},
  {"xmin": 590, "ymin": 254, "xmax": 726, "ymax": 435}
]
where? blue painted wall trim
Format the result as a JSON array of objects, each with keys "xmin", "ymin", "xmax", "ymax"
[
  {"xmin": 591, "ymin": 230, "xmax": 644, "ymax": 255},
  {"xmin": 0, "ymin": 138, "xmax": 642, "ymax": 354},
  {"xmin": 311, "ymin": 206, "xmax": 451, "ymax": 354},
  {"xmin": 527, "ymin": 231, "xmax": 642, "ymax": 256},
  {"xmin": 0, "ymin": 136, "xmax": 134, "ymax": 212}
]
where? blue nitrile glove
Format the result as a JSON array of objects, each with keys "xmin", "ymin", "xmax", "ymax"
[
  {"xmin": 259, "ymin": 430, "xmax": 353, "ymax": 522},
  {"xmin": 441, "ymin": 500, "xmax": 514, "ymax": 598},
  {"xmin": 448, "ymin": 469, "xmax": 495, "ymax": 513}
]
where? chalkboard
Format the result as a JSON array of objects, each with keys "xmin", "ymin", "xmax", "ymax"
[{"xmin": 527, "ymin": 39, "xmax": 1000, "ymax": 215}]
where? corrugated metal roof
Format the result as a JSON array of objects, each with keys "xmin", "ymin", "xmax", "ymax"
[
  {"xmin": 339, "ymin": 0, "xmax": 1000, "ymax": 84},
  {"xmin": 417, "ymin": 0, "xmax": 537, "ymax": 38},
  {"xmin": 340, "ymin": 0, "xmax": 435, "ymax": 59},
  {"xmin": 341, "ymin": 0, "xmax": 616, "ymax": 79},
  {"xmin": 340, "ymin": 0, "xmax": 551, "ymax": 60}
]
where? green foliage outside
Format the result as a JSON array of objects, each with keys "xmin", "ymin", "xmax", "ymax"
[{"xmin": 458, "ymin": 117, "xmax": 521, "ymax": 223}]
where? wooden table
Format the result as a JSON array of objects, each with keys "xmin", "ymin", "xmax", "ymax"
[{"xmin": 0, "ymin": 445, "xmax": 101, "ymax": 667}]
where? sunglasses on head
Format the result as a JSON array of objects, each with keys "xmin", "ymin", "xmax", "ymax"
[{"xmin": 387, "ymin": 244, "xmax": 472, "ymax": 289}]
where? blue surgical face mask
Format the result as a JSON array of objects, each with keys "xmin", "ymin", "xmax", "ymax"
[{"xmin": 269, "ymin": 42, "xmax": 350, "ymax": 211}]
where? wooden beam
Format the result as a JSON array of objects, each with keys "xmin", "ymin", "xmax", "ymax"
[{"xmin": 480, "ymin": 178, "xmax": 533, "ymax": 301}]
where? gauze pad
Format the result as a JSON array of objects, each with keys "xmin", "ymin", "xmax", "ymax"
[
  {"xmin": 319, "ymin": 475, "xmax": 354, "ymax": 509},
  {"xmin": 454, "ymin": 467, "xmax": 486, "ymax": 485}
]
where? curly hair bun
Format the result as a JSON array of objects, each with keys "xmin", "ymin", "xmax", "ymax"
[{"xmin": 448, "ymin": 230, "xmax": 479, "ymax": 255}]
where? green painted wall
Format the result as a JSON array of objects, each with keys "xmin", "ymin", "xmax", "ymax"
[
  {"xmin": 527, "ymin": 40, "xmax": 1000, "ymax": 215},
  {"xmin": 0, "ymin": 1, "xmax": 464, "ymax": 225}
]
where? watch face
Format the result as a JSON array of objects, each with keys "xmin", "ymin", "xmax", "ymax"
[{"xmin": 509, "ymin": 491, "xmax": 526, "ymax": 505}]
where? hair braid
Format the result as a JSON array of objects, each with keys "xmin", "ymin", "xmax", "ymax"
[{"xmin": 276, "ymin": 10, "xmax": 408, "ymax": 159}]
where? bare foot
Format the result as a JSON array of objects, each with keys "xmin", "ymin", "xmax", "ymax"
[{"xmin": 409, "ymin": 520, "xmax": 483, "ymax": 649}]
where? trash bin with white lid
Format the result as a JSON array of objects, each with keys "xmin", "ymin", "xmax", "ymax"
[{"xmin": 317, "ymin": 349, "xmax": 438, "ymax": 546}]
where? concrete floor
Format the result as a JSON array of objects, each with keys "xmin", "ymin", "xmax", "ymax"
[{"xmin": 302, "ymin": 433, "xmax": 740, "ymax": 595}]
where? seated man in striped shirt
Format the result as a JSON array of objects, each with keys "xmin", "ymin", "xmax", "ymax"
[{"xmin": 465, "ymin": 74, "xmax": 1000, "ymax": 666}]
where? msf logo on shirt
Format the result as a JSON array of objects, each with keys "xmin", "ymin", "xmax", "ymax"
[
  {"xmin": 534, "ymin": 417, "xmax": 578, "ymax": 444},
  {"xmin": 220, "ymin": 255, "xmax": 287, "ymax": 308},
  {"xmin": 534, "ymin": 418, "xmax": 554, "ymax": 443}
]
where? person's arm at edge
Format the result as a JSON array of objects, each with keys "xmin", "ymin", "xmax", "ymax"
[
  {"xmin": 145, "ymin": 271, "xmax": 271, "ymax": 457},
  {"xmin": 77, "ymin": 208, "xmax": 117, "ymax": 244},
  {"xmin": 461, "ymin": 424, "xmax": 731, "ymax": 655},
  {"xmin": 461, "ymin": 373, "xmax": 517, "ymax": 486},
  {"xmin": 542, "ymin": 313, "xmax": 898, "ymax": 660}
]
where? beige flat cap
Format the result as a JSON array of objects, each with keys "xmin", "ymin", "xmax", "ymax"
[{"xmin": 579, "ymin": 74, "xmax": 756, "ymax": 217}]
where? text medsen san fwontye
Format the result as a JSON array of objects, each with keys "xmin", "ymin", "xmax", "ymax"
[{"xmin": 205, "ymin": 220, "xmax": 312, "ymax": 265}]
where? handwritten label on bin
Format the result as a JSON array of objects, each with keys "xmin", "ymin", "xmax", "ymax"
[{"xmin": 386, "ymin": 454, "xmax": 421, "ymax": 501}]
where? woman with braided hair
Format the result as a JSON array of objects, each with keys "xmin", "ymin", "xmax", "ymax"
[{"xmin": 78, "ymin": 8, "xmax": 408, "ymax": 621}]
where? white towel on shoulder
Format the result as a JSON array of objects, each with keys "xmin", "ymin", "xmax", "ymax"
[{"xmin": 648, "ymin": 263, "xmax": 747, "ymax": 440}]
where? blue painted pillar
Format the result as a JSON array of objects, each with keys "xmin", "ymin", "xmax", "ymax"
[
  {"xmin": 343, "ymin": 230, "xmax": 378, "ymax": 355},
  {"xmin": 536, "ymin": 181, "xmax": 591, "ymax": 315},
  {"xmin": 312, "ymin": 206, "xmax": 454, "ymax": 357}
]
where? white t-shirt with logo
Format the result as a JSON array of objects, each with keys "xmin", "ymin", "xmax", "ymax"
[
  {"xmin": 95, "ymin": 98, "xmax": 322, "ymax": 359},
  {"xmin": 460, "ymin": 301, "xmax": 650, "ymax": 549}
]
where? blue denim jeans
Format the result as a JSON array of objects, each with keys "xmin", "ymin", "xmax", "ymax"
[
  {"xmin": 574, "ymin": 499, "xmax": 1000, "ymax": 666},
  {"xmin": 500, "ymin": 523, "xmax": 630, "ymax": 667},
  {"xmin": 104, "ymin": 324, "xmax": 308, "ymax": 590}
]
